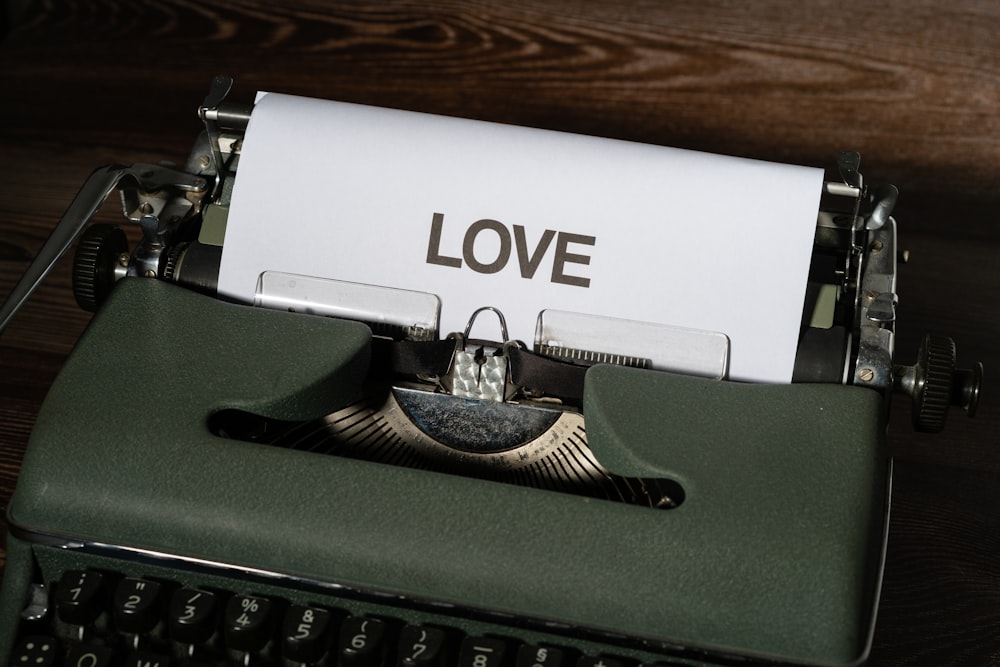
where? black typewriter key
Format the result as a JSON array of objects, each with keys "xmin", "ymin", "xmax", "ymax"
[
  {"xmin": 168, "ymin": 588, "xmax": 218, "ymax": 644},
  {"xmin": 458, "ymin": 637, "xmax": 512, "ymax": 667},
  {"xmin": 577, "ymin": 657, "xmax": 628, "ymax": 667},
  {"xmin": 398, "ymin": 625, "xmax": 449, "ymax": 667},
  {"xmin": 114, "ymin": 578, "xmax": 163, "ymax": 634},
  {"xmin": 11, "ymin": 636, "xmax": 59, "ymax": 667},
  {"xmin": 516, "ymin": 646, "xmax": 568, "ymax": 667},
  {"xmin": 56, "ymin": 570, "xmax": 106, "ymax": 625},
  {"xmin": 123, "ymin": 650, "xmax": 172, "ymax": 667},
  {"xmin": 224, "ymin": 594, "xmax": 274, "ymax": 652},
  {"xmin": 282, "ymin": 605, "xmax": 334, "ymax": 663},
  {"xmin": 66, "ymin": 642, "xmax": 115, "ymax": 667},
  {"xmin": 338, "ymin": 617, "xmax": 387, "ymax": 667}
]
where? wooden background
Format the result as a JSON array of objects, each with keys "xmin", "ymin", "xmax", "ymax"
[{"xmin": 0, "ymin": 1, "xmax": 997, "ymax": 664}]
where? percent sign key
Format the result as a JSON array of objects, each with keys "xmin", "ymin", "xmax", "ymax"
[{"xmin": 225, "ymin": 594, "xmax": 275, "ymax": 652}]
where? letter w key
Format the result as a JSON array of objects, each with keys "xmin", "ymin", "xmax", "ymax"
[{"xmin": 125, "ymin": 652, "xmax": 171, "ymax": 667}]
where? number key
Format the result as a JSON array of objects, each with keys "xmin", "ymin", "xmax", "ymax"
[
  {"xmin": 56, "ymin": 570, "xmax": 106, "ymax": 625},
  {"xmin": 398, "ymin": 625, "xmax": 449, "ymax": 667},
  {"xmin": 338, "ymin": 616, "xmax": 387, "ymax": 667},
  {"xmin": 458, "ymin": 637, "xmax": 512, "ymax": 667},
  {"xmin": 224, "ymin": 594, "xmax": 274, "ymax": 652},
  {"xmin": 168, "ymin": 588, "xmax": 217, "ymax": 644},
  {"xmin": 282, "ymin": 605, "xmax": 334, "ymax": 663},
  {"xmin": 114, "ymin": 578, "xmax": 163, "ymax": 633}
]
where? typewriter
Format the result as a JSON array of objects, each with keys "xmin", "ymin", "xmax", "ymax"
[{"xmin": 0, "ymin": 76, "xmax": 982, "ymax": 667}]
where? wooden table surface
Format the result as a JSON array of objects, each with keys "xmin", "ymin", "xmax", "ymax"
[{"xmin": 1, "ymin": 2, "xmax": 997, "ymax": 664}]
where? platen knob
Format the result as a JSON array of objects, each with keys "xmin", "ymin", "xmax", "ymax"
[
  {"xmin": 912, "ymin": 335, "xmax": 954, "ymax": 433},
  {"xmin": 895, "ymin": 334, "xmax": 983, "ymax": 433},
  {"xmin": 72, "ymin": 223, "xmax": 128, "ymax": 312}
]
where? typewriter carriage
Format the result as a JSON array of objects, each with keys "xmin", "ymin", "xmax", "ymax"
[{"xmin": 7, "ymin": 79, "xmax": 980, "ymax": 426}]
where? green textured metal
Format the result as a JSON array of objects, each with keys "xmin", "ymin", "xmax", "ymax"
[
  {"xmin": 3, "ymin": 279, "xmax": 887, "ymax": 666},
  {"xmin": 583, "ymin": 365, "xmax": 887, "ymax": 664},
  {"xmin": 0, "ymin": 536, "xmax": 33, "ymax": 652}
]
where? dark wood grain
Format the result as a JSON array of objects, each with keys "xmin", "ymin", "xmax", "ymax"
[{"xmin": 1, "ymin": 2, "xmax": 999, "ymax": 665}]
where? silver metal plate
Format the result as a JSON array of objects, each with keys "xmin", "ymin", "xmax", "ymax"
[{"xmin": 219, "ymin": 384, "xmax": 680, "ymax": 508}]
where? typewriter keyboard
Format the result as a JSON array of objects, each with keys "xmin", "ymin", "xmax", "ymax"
[{"xmin": 8, "ymin": 548, "xmax": 701, "ymax": 667}]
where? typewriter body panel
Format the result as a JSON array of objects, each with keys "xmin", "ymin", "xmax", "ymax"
[
  {"xmin": 0, "ymin": 78, "xmax": 980, "ymax": 667},
  {"xmin": 1, "ymin": 279, "xmax": 887, "ymax": 666}
]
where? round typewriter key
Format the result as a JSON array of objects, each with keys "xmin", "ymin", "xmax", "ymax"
[
  {"xmin": 224, "ymin": 594, "xmax": 274, "ymax": 652},
  {"xmin": 398, "ymin": 625, "xmax": 449, "ymax": 667},
  {"xmin": 67, "ymin": 642, "xmax": 115, "ymax": 667},
  {"xmin": 114, "ymin": 578, "xmax": 163, "ymax": 634},
  {"xmin": 123, "ymin": 650, "xmax": 172, "ymax": 667},
  {"xmin": 338, "ymin": 616, "xmax": 387, "ymax": 667},
  {"xmin": 516, "ymin": 646, "xmax": 568, "ymax": 667},
  {"xmin": 56, "ymin": 570, "xmax": 106, "ymax": 626},
  {"xmin": 168, "ymin": 588, "xmax": 217, "ymax": 644},
  {"xmin": 282, "ymin": 605, "xmax": 334, "ymax": 663},
  {"xmin": 458, "ymin": 637, "xmax": 512, "ymax": 667},
  {"xmin": 577, "ymin": 657, "xmax": 628, "ymax": 667},
  {"xmin": 12, "ymin": 636, "xmax": 60, "ymax": 667}
]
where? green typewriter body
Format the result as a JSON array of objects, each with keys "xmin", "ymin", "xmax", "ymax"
[{"xmin": 1, "ymin": 279, "xmax": 888, "ymax": 667}]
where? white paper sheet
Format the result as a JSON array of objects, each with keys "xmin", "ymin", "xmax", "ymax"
[{"xmin": 219, "ymin": 92, "xmax": 824, "ymax": 383}]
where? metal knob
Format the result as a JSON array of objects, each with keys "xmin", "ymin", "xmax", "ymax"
[
  {"xmin": 895, "ymin": 334, "xmax": 983, "ymax": 433},
  {"xmin": 72, "ymin": 223, "xmax": 128, "ymax": 312}
]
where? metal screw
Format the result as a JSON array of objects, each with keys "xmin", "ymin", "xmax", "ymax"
[
  {"xmin": 144, "ymin": 269, "xmax": 156, "ymax": 278},
  {"xmin": 859, "ymin": 367, "xmax": 875, "ymax": 382},
  {"xmin": 139, "ymin": 201, "xmax": 154, "ymax": 215},
  {"xmin": 871, "ymin": 239, "xmax": 884, "ymax": 252},
  {"xmin": 197, "ymin": 155, "xmax": 211, "ymax": 169},
  {"xmin": 118, "ymin": 253, "xmax": 130, "ymax": 267}
]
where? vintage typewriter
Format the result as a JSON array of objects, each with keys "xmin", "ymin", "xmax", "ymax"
[{"xmin": 0, "ymin": 76, "xmax": 983, "ymax": 667}]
